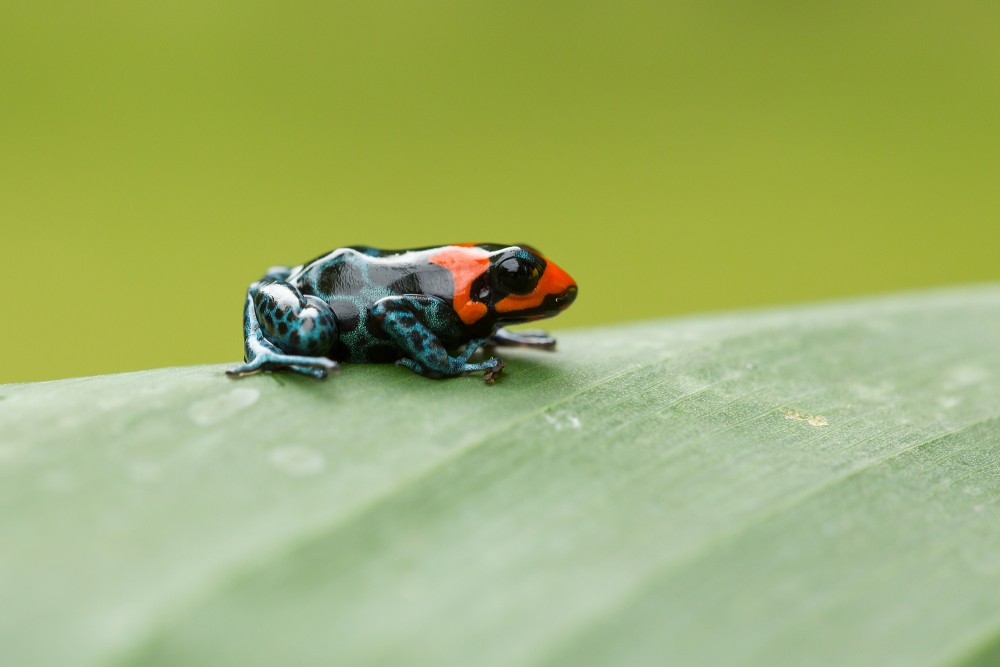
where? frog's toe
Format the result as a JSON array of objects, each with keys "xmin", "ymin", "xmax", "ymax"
[
  {"xmin": 521, "ymin": 331, "xmax": 557, "ymax": 350},
  {"xmin": 226, "ymin": 362, "xmax": 261, "ymax": 378},
  {"xmin": 283, "ymin": 357, "xmax": 339, "ymax": 379},
  {"xmin": 395, "ymin": 358, "xmax": 420, "ymax": 373},
  {"xmin": 289, "ymin": 363, "xmax": 334, "ymax": 380},
  {"xmin": 513, "ymin": 329, "xmax": 550, "ymax": 338},
  {"xmin": 482, "ymin": 358, "xmax": 505, "ymax": 384},
  {"xmin": 486, "ymin": 328, "xmax": 557, "ymax": 351}
]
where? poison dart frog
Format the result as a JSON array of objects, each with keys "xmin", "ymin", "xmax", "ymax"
[{"xmin": 227, "ymin": 244, "xmax": 578, "ymax": 382}]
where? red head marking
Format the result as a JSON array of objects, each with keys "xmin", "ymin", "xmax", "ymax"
[{"xmin": 429, "ymin": 246, "xmax": 491, "ymax": 325}]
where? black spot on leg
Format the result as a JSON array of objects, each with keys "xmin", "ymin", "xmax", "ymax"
[
  {"xmin": 369, "ymin": 311, "xmax": 393, "ymax": 341},
  {"xmin": 289, "ymin": 331, "xmax": 300, "ymax": 348},
  {"xmin": 278, "ymin": 321, "xmax": 289, "ymax": 336}
]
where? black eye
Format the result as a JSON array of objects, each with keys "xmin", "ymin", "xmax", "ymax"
[{"xmin": 497, "ymin": 257, "xmax": 541, "ymax": 294}]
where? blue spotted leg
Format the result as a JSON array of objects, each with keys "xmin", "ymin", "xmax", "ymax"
[
  {"xmin": 227, "ymin": 267, "xmax": 340, "ymax": 380},
  {"xmin": 372, "ymin": 295, "xmax": 505, "ymax": 382}
]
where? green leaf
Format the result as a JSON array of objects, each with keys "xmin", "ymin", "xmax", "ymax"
[{"xmin": 3, "ymin": 286, "xmax": 1000, "ymax": 667}]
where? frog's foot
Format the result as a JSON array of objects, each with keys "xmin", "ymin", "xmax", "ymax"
[
  {"xmin": 227, "ymin": 353, "xmax": 339, "ymax": 379},
  {"xmin": 482, "ymin": 358, "xmax": 506, "ymax": 383},
  {"xmin": 395, "ymin": 356, "xmax": 504, "ymax": 383},
  {"xmin": 486, "ymin": 327, "xmax": 556, "ymax": 351}
]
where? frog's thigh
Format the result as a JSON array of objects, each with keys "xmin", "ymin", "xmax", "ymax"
[
  {"xmin": 228, "ymin": 280, "xmax": 340, "ymax": 379},
  {"xmin": 371, "ymin": 296, "xmax": 502, "ymax": 379},
  {"xmin": 253, "ymin": 280, "xmax": 338, "ymax": 356}
]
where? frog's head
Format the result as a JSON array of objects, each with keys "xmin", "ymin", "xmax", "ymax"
[
  {"xmin": 429, "ymin": 243, "xmax": 577, "ymax": 327},
  {"xmin": 483, "ymin": 244, "xmax": 578, "ymax": 323}
]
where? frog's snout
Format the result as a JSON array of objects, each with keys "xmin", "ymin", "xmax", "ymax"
[{"xmin": 553, "ymin": 284, "xmax": 578, "ymax": 309}]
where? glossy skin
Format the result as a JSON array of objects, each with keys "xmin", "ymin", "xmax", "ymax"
[{"xmin": 227, "ymin": 244, "xmax": 578, "ymax": 382}]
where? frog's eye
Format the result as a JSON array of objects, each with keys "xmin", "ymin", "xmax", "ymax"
[{"xmin": 497, "ymin": 256, "xmax": 541, "ymax": 295}]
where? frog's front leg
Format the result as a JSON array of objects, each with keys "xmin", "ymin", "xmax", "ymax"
[
  {"xmin": 487, "ymin": 328, "xmax": 557, "ymax": 351},
  {"xmin": 227, "ymin": 277, "xmax": 340, "ymax": 380},
  {"xmin": 371, "ymin": 296, "xmax": 505, "ymax": 383}
]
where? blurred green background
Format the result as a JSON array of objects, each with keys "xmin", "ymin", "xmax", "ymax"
[{"xmin": 2, "ymin": 1, "xmax": 998, "ymax": 384}]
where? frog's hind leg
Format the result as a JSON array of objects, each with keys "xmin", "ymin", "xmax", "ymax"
[{"xmin": 227, "ymin": 279, "xmax": 340, "ymax": 380}]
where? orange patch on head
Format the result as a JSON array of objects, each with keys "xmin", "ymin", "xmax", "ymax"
[
  {"xmin": 495, "ymin": 261, "xmax": 575, "ymax": 314},
  {"xmin": 430, "ymin": 246, "xmax": 491, "ymax": 325}
]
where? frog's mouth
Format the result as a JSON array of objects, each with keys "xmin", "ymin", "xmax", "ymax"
[
  {"xmin": 535, "ymin": 284, "xmax": 578, "ymax": 317},
  {"xmin": 505, "ymin": 284, "xmax": 578, "ymax": 321},
  {"xmin": 495, "ymin": 258, "xmax": 577, "ymax": 315},
  {"xmin": 551, "ymin": 284, "xmax": 578, "ymax": 310}
]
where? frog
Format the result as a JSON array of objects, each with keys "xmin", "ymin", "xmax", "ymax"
[{"xmin": 226, "ymin": 244, "xmax": 578, "ymax": 383}]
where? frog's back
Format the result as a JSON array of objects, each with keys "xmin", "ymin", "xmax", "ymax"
[
  {"xmin": 289, "ymin": 246, "xmax": 454, "ymax": 302},
  {"xmin": 284, "ymin": 245, "xmax": 481, "ymax": 363}
]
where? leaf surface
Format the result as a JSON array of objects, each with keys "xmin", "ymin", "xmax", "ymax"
[{"xmin": 3, "ymin": 287, "xmax": 1000, "ymax": 667}]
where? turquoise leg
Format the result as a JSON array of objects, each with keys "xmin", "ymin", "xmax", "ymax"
[
  {"xmin": 228, "ymin": 278, "xmax": 340, "ymax": 380},
  {"xmin": 372, "ymin": 296, "xmax": 505, "ymax": 382}
]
